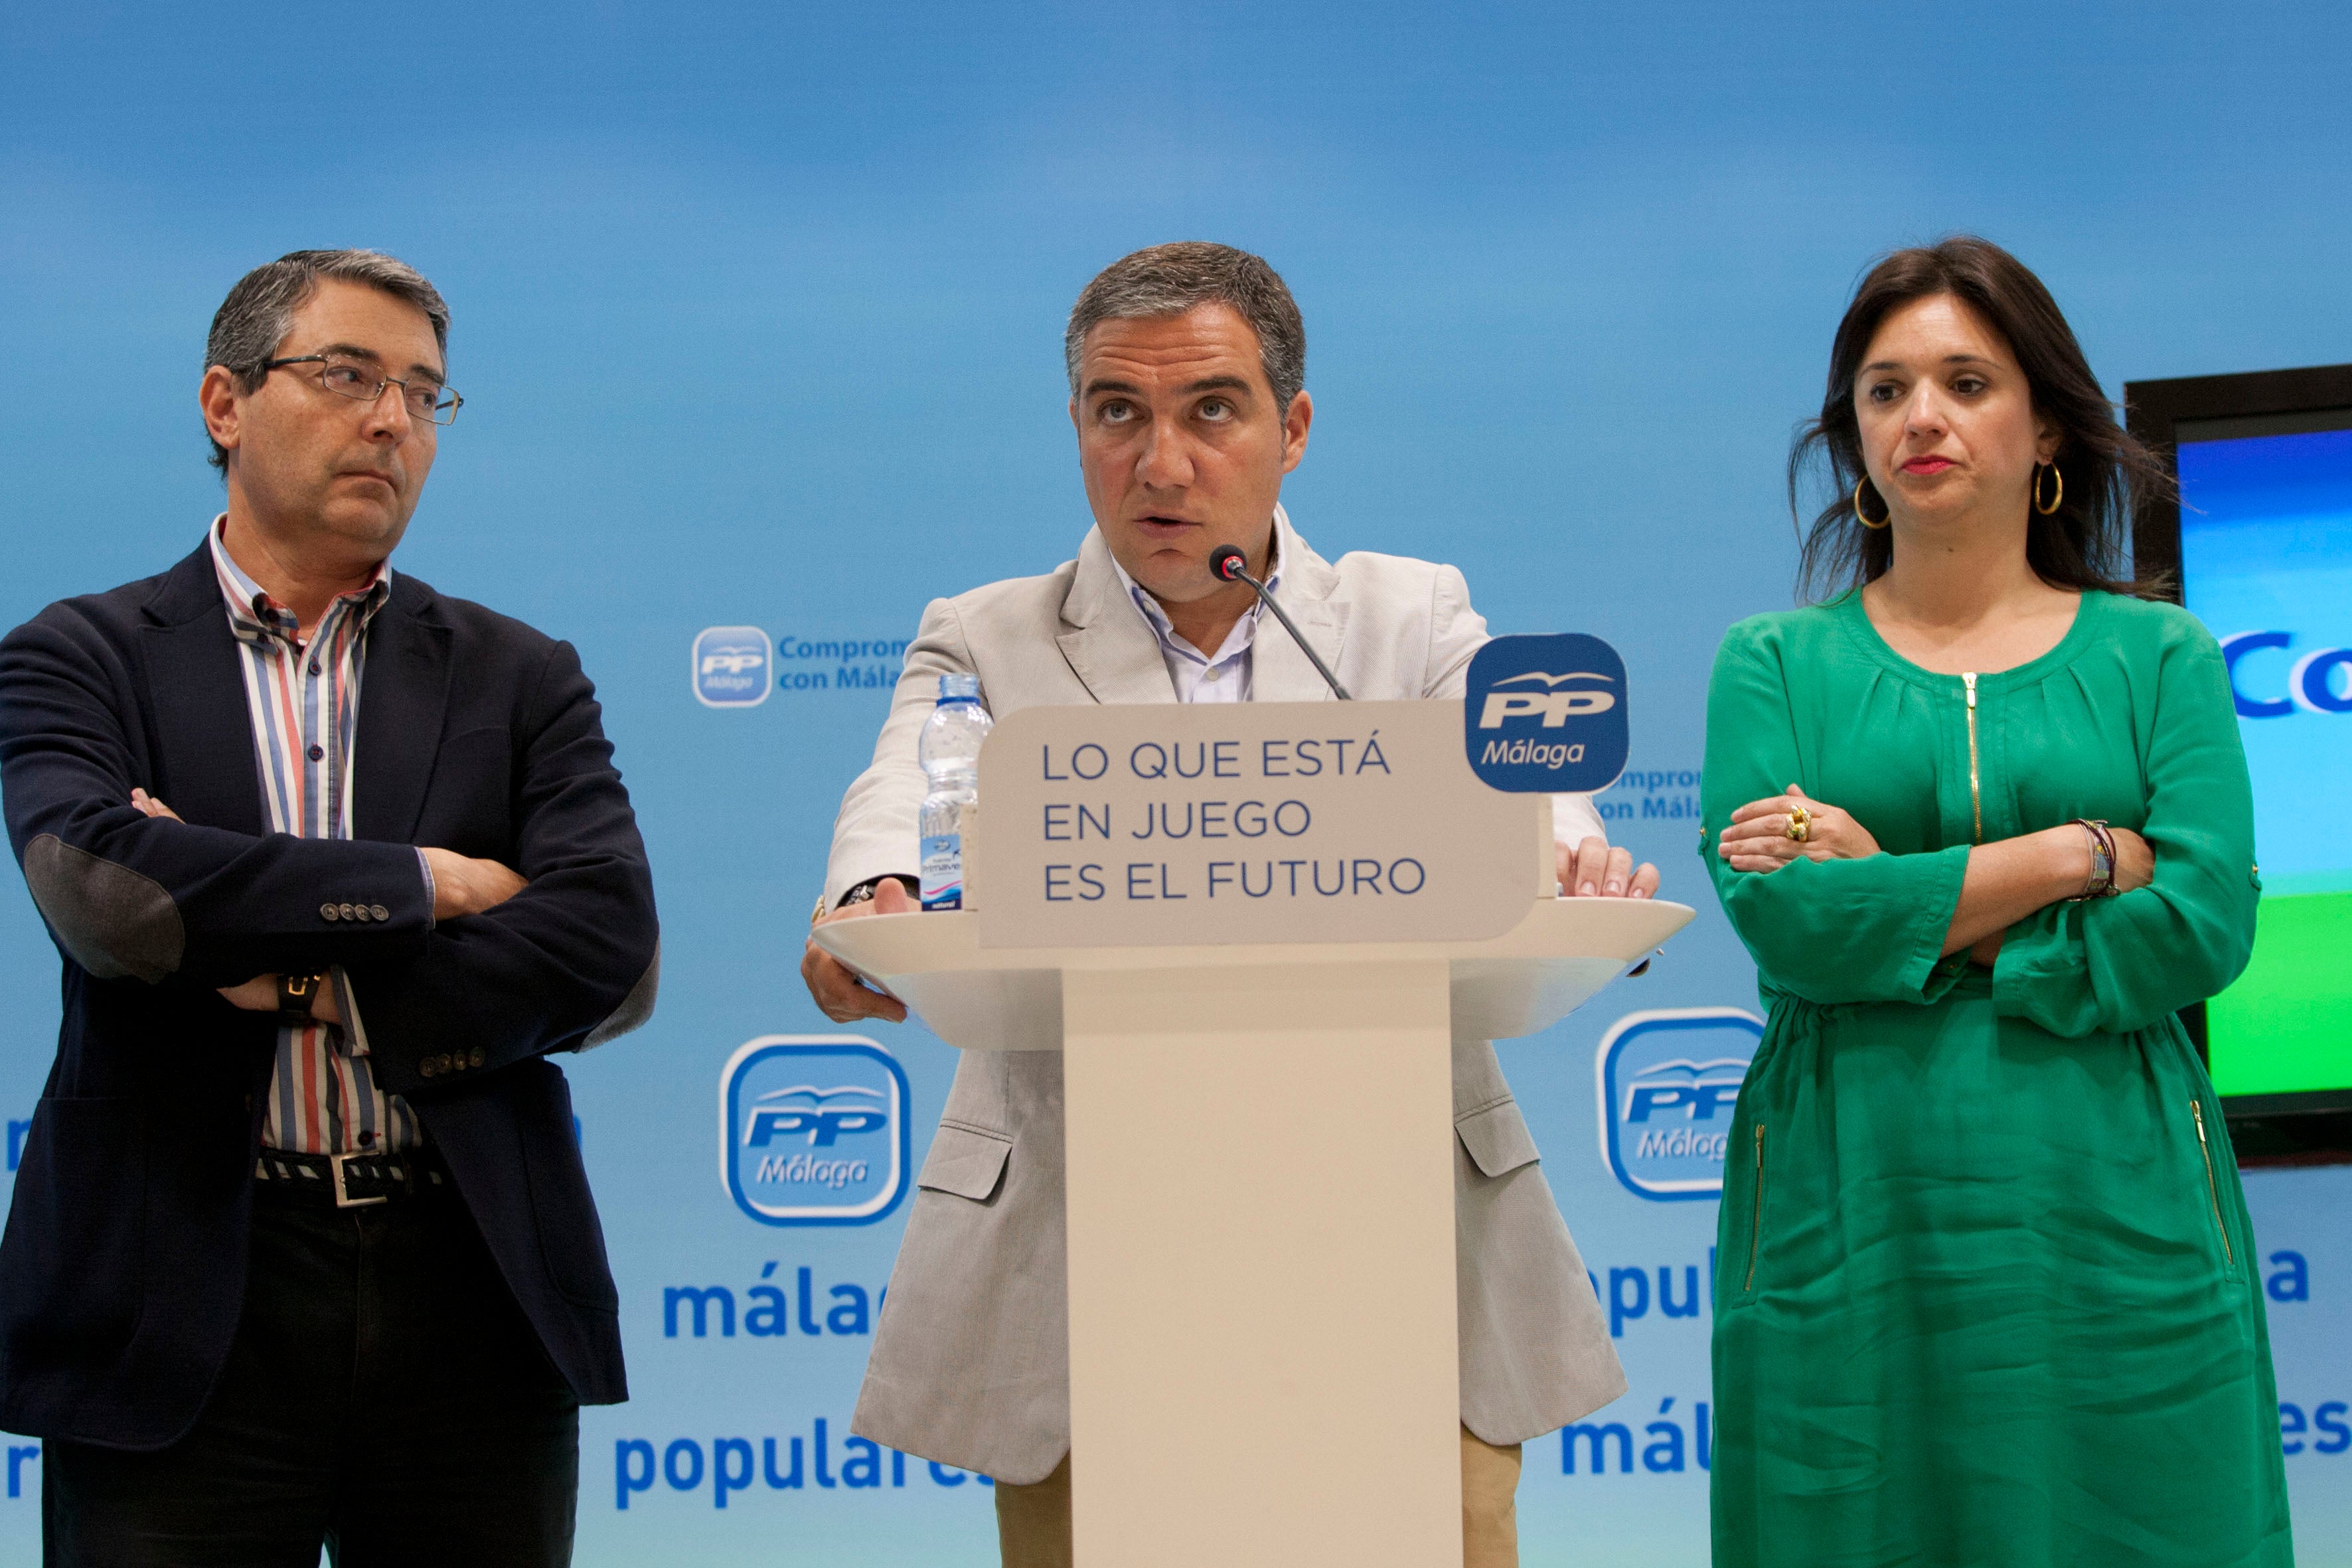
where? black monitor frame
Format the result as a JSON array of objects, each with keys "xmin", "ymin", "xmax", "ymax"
[{"xmin": 2125, "ymin": 362, "xmax": 2352, "ymax": 1166}]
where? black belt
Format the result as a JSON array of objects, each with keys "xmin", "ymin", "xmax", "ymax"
[{"xmin": 253, "ymin": 1146, "xmax": 449, "ymax": 1208}]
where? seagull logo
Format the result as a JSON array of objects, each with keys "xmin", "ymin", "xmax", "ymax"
[
  {"xmin": 1623, "ymin": 1058, "xmax": 1750, "ymax": 1122},
  {"xmin": 742, "ymin": 1084, "xmax": 890, "ymax": 1146},
  {"xmin": 1490, "ymin": 671, "xmax": 1616, "ymax": 688},
  {"xmin": 1594, "ymin": 1008, "xmax": 1764, "ymax": 1200},
  {"xmin": 1478, "ymin": 670, "xmax": 1618, "ymax": 727},
  {"xmin": 1464, "ymin": 632, "xmax": 1630, "ymax": 793},
  {"xmin": 693, "ymin": 625, "xmax": 774, "ymax": 706},
  {"xmin": 720, "ymin": 1036, "xmax": 913, "ymax": 1226}
]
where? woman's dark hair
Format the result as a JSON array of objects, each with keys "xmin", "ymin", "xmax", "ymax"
[{"xmin": 1788, "ymin": 235, "xmax": 2171, "ymax": 603}]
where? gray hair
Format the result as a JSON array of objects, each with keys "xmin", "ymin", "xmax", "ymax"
[
  {"xmin": 203, "ymin": 249, "xmax": 450, "ymax": 471},
  {"xmin": 1065, "ymin": 242, "xmax": 1306, "ymax": 414}
]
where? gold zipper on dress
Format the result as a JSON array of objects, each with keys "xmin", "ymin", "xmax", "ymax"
[
  {"xmin": 2191, "ymin": 1099, "xmax": 2234, "ymax": 1268},
  {"xmin": 1743, "ymin": 1122, "xmax": 1766, "ymax": 1291},
  {"xmin": 1962, "ymin": 672, "xmax": 1983, "ymax": 843}
]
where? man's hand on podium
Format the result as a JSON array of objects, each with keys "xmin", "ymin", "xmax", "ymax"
[
  {"xmin": 803, "ymin": 878, "xmax": 917, "ymax": 1023},
  {"xmin": 1559, "ymin": 836, "xmax": 1660, "ymax": 900}
]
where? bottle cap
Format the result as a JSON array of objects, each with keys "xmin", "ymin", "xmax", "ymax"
[{"xmin": 937, "ymin": 673, "xmax": 981, "ymax": 704}]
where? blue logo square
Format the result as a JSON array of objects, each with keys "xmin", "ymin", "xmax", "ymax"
[
  {"xmin": 720, "ymin": 1036, "xmax": 911, "ymax": 1226},
  {"xmin": 1595, "ymin": 1008, "xmax": 1762, "ymax": 1202},
  {"xmin": 1464, "ymin": 634, "xmax": 1629, "ymax": 792},
  {"xmin": 693, "ymin": 626, "xmax": 773, "ymax": 708}
]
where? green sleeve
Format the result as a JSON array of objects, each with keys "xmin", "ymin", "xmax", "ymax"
[
  {"xmin": 1700, "ymin": 619, "xmax": 1971, "ymax": 1007},
  {"xmin": 1992, "ymin": 620, "xmax": 2260, "ymax": 1038}
]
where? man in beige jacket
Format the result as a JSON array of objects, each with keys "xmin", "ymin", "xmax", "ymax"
[{"xmin": 802, "ymin": 242, "xmax": 1659, "ymax": 1568}]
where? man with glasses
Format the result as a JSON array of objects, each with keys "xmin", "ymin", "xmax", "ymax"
[{"xmin": 0, "ymin": 249, "xmax": 659, "ymax": 1563}]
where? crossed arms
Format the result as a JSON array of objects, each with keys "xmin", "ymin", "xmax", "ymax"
[{"xmin": 0, "ymin": 609, "xmax": 659, "ymax": 1091}]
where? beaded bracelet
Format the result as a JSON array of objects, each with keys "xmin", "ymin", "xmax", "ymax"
[{"xmin": 2066, "ymin": 818, "xmax": 2119, "ymax": 901}]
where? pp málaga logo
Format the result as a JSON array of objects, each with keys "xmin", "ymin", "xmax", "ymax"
[
  {"xmin": 693, "ymin": 626, "xmax": 773, "ymax": 708},
  {"xmin": 1464, "ymin": 633, "xmax": 1629, "ymax": 793},
  {"xmin": 720, "ymin": 1036, "xmax": 911, "ymax": 1226},
  {"xmin": 1595, "ymin": 1008, "xmax": 1762, "ymax": 1202}
]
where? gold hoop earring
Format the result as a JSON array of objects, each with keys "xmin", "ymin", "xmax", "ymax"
[
  {"xmin": 1854, "ymin": 476, "xmax": 1891, "ymax": 529},
  {"xmin": 2033, "ymin": 462, "xmax": 2063, "ymax": 516}
]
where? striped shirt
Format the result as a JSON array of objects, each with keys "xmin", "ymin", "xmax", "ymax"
[
  {"xmin": 208, "ymin": 520, "xmax": 422, "ymax": 1155},
  {"xmin": 1107, "ymin": 546, "xmax": 1281, "ymax": 704}
]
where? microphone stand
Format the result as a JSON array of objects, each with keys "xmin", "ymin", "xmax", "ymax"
[{"xmin": 1209, "ymin": 545, "xmax": 1352, "ymax": 701}]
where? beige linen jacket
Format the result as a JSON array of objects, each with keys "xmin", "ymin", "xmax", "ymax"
[{"xmin": 828, "ymin": 510, "xmax": 1626, "ymax": 1484}]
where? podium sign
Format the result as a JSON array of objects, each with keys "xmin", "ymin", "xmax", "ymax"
[
  {"xmin": 972, "ymin": 700, "xmax": 1534, "ymax": 949},
  {"xmin": 811, "ymin": 694, "xmax": 1693, "ymax": 1565}
]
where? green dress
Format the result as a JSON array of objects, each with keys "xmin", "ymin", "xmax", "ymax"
[{"xmin": 1701, "ymin": 589, "xmax": 2293, "ymax": 1568}]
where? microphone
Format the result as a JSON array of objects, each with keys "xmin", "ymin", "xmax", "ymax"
[{"xmin": 1209, "ymin": 544, "xmax": 1352, "ymax": 701}]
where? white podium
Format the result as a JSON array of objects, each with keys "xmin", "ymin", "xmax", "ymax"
[
  {"xmin": 815, "ymin": 698, "xmax": 1689, "ymax": 1564},
  {"xmin": 813, "ymin": 894, "xmax": 1693, "ymax": 1567}
]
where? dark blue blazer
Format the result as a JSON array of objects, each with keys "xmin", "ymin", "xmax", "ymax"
[{"xmin": 0, "ymin": 544, "xmax": 659, "ymax": 1449}]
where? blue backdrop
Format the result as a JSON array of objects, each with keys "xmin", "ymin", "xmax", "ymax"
[{"xmin": 2, "ymin": 4, "xmax": 2347, "ymax": 1561}]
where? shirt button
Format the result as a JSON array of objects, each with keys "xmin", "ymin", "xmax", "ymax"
[
  {"xmin": 1204, "ymin": 666, "xmax": 1221, "ymax": 682},
  {"xmin": 321, "ymin": 903, "xmax": 341, "ymax": 921},
  {"xmin": 356, "ymin": 1129, "xmax": 375, "ymax": 1146},
  {"xmin": 308, "ymin": 745, "xmax": 325, "ymax": 761},
  {"xmin": 309, "ymin": 660, "xmax": 321, "ymax": 676}
]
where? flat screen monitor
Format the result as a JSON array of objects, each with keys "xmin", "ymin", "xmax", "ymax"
[{"xmin": 2130, "ymin": 364, "xmax": 2352, "ymax": 1127}]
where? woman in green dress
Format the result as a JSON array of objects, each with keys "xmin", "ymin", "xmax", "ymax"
[{"xmin": 1701, "ymin": 236, "xmax": 2293, "ymax": 1567}]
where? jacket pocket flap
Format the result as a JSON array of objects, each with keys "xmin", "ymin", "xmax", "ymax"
[
  {"xmin": 1455, "ymin": 1099, "xmax": 1540, "ymax": 1179},
  {"xmin": 917, "ymin": 1123, "xmax": 1012, "ymax": 1202}
]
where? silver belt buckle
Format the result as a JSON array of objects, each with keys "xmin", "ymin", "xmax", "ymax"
[{"xmin": 331, "ymin": 1151, "xmax": 390, "ymax": 1209}]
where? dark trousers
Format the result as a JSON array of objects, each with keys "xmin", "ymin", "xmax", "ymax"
[{"xmin": 43, "ymin": 1174, "xmax": 580, "ymax": 1567}]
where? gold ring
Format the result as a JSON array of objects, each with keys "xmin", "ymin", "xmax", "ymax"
[{"xmin": 1786, "ymin": 806, "xmax": 1811, "ymax": 843}]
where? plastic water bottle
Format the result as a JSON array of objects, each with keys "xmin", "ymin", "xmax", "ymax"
[{"xmin": 918, "ymin": 673, "xmax": 991, "ymax": 911}]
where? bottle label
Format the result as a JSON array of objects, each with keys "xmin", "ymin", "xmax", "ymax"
[{"xmin": 919, "ymin": 834, "xmax": 963, "ymax": 911}]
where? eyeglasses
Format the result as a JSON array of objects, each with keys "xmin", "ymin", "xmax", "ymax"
[{"xmin": 262, "ymin": 354, "xmax": 463, "ymax": 426}]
